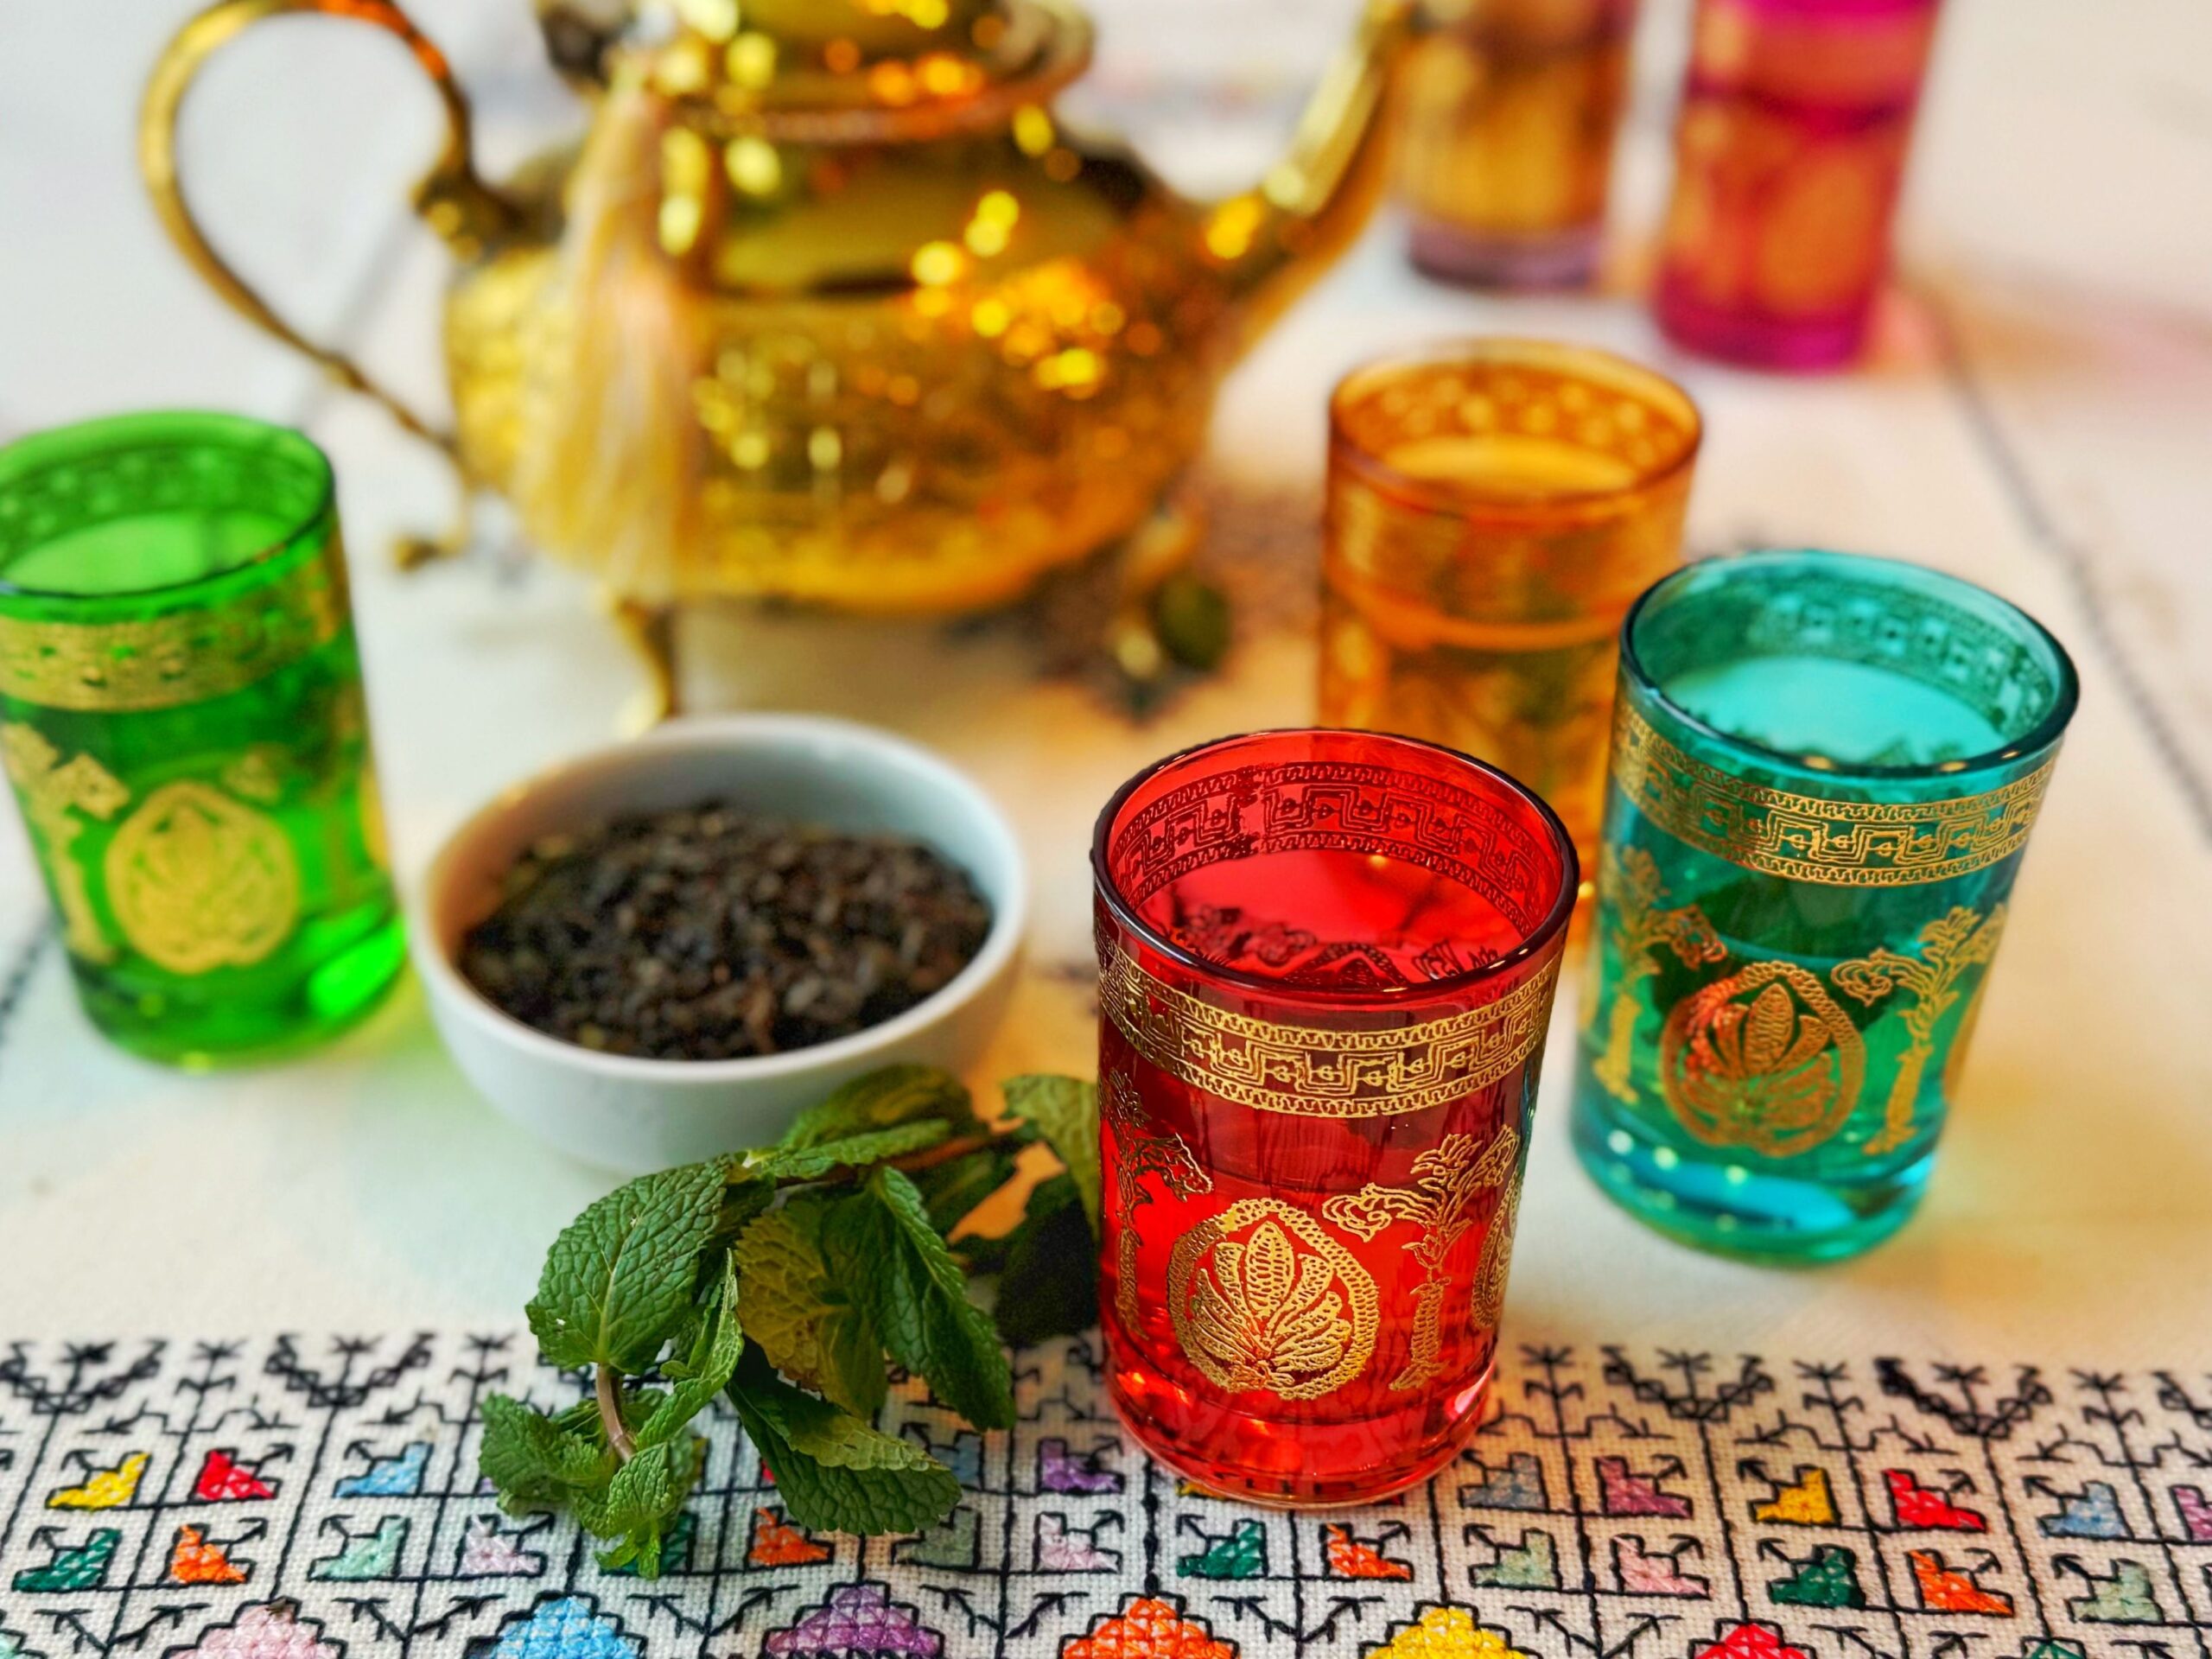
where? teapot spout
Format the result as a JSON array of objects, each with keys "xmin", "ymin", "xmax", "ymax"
[{"xmin": 1199, "ymin": 0, "xmax": 1419, "ymax": 355}]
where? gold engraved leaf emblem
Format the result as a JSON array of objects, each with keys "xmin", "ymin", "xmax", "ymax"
[
  {"xmin": 1166, "ymin": 1199, "xmax": 1377, "ymax": 1402},
  {"xmin": 105, "ymin": 780, "xmax": 301, "ymax": 976},
  {"xmin": 1660, "ymin": 960, "xmax": 1865, "ymax": 1158}
]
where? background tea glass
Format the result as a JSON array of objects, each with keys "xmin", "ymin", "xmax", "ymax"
[
  {"xmin": 1319, "ymin": 341, "xmax": 1700, "ymax": 872},
  {"xmin": 1654, "ymin": 0, "xmax": 1943, "ymax": 370},
  {"xmin": 0, "ymin": 411, "xmax": 405, "ymax": 1065},
  {"xmin": 1572, "ymin": 550, "xmax": 2076, "ymax": 1261},
  {"xmin": 1400, "ymin": 0, "xmax": 1640, "ymax": 288},
  {"xmin": 1093, "ymin": 728, "xmax": 1577, "ymax": 1506}
]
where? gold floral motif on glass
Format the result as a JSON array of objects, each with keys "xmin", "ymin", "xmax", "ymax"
[
  {"xmin": 1102, "ymin": 1068, "xmax": 1211, "ymax": 1332},
  {"xmin": 1098, "ymin": 939, "xmax": 1557, "ymax": 1119},
  {"xmin": 0, "ymin": 726, "xmax": 129, "ymax": 963},
  {"xmin": 105, "ymin": 780, "xmax": 301, "ymax": 975},
  {"xmin": 1834, "ymin": 904, "xmax": 2006, "ymax": 1156},
  {"xmin": 1323, "ymin": 1122, "xmax": 1521, "ymax": 1392},
  {"xmin": 1166, "ymin": 1198, "xmax": 1379, "ymax": 1402},
  {"xmin": 1659, "ymin": 960, "xmax": 1866, "ymax": 1158},
  {"xmin": 1611, "ymin": 702, "xmax": 2055, "ymax": 888}
]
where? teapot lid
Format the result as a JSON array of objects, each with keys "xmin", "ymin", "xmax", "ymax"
[{"xmin": 616, "ymin": 0, "xmax": 1093, "ymax": 141}]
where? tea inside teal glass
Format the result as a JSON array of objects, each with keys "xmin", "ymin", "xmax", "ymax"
[
  {"xmin": 1571, "ymin": 550, "xmax": 2078, "ymax": 1260},
  {"xmin": 0, "ymin": 412, "xmax": 404, "ymax": 1065}
]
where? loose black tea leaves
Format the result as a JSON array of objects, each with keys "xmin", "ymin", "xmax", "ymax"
[{"xmin": 460, "ymin": 804, "xmax": 992, "ymax": 1060}]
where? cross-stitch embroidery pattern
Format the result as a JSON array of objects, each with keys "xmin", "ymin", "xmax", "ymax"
[{"xmin": 2, "ymin": 1336, "xmax": 2208, "ymax": 1657}]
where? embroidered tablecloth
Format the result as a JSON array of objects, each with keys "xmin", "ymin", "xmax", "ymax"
[
  {"xmin": 3, "ymin": 0, "xmax": 2212, "ymax": 1653},
  {"xmin": 9, "ymin": 1333, "xmax": 2212, "ymax": 1659}
]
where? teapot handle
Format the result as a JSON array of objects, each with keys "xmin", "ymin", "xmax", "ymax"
[{"xmin": 139, "ymin": 0, "xmax": 513, "ymax": 462}]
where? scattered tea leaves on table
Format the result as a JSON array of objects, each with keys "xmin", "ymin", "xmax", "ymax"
[{"xmin": 478, "ymin": 1065, "xmax": 1102, "ymax": 1573}]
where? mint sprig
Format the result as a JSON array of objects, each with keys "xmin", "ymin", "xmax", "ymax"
[{"xmin": 480, "ymin": 1065, "xmax": 1104, "ymax": 1574}]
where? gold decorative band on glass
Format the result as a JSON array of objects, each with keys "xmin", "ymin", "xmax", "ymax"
[
  {"xmin": 0, "ymin": 554, "xmax": 350, "ymax": 713},
  {"xmin": 1098, "ymin": 937, "xmax": 1560, "ymax": 1118},
  {"xmin": 1609, "ymin": 701, "xmax": 2056, "ymax": 888}
]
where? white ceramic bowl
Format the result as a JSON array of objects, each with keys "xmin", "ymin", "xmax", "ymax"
[{"xmin": 413, "ymin": 715, "xmax": 1027, "ymax": 1172}]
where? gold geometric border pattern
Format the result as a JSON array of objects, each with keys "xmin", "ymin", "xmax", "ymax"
[
  {"xmin": 1610, "ymin": 701, "xmax": 2056, "ymax": 889},
  {"xmin": 1099, "ymin": 938, "xmax": 1559, "ymax": 1119},
  {"xmin": 0, "ymin": 555, "xmax": 347, "ymax": 713}
]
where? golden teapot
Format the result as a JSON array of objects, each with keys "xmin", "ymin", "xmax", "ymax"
[{"xmin": 143, "ymin": 0, "xmax": 1416, "ymax": 718}]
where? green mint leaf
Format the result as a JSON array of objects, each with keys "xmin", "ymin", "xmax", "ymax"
[
  {"xmin": 573, "ymin": 1436, "xmax": 705, "ymax": 1577},
  {"xmin": 822, "ymin": 1168, "xmax": 1014, "ymax": 1430},
  {"xmin": 478, "ymin": 1393, "xmax": 616, "ymax": 1508},
  {"xmin": 732, "ymin": 1204, "xmax": 886, "ymax": 1418},
  {"xmin": 1001, "ymin": 1076, "xmax": 1100, "ymax": 1231},
  {"xmin": 779, "ymin": 1066, "xmax": 979, "ymax": 1149},
  {"xmin": 637, "ymin": 1255, "xmax": 745, "ymax": 1450},
  {"xmin": 726, "ymin": 1350, "xmax": 961, "ymax": 1536},
  {"xmin": 988, "ymin": 1172, "xmax": 1100, "ymax": 1345},
  {"xmin": 747, "ymin": 1119, "xmax": 950, "ymax": 1185},
  {"xmin": 906, "ymin": 1143, "xmax": 1020, "ymax": 1237},
  {"xmin": 526, "ymin": 1160, "xmax": 728, "ymax": 1372}
]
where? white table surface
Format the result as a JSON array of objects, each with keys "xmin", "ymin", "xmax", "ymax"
[{"xmin": 2, "ymin": 0, "xmax": 2209, "ymax": 1366}]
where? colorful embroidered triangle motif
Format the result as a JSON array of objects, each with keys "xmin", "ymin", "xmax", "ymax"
[
  {"xmin": 1751, "ymin": 1465, "xmax": 1837, "ymax": 1526},
  {"xmin": 2037, "ymin": 1479, "xmax": 2128, "ymax": 1539},
  {"xmin": 2174, "ymin": 1485, "xmax": 2212, "ymax": 1543},
  {"xmin": 1061, "ymin": 1598, "xmax": 1234, "ymax": 1659},
  {"xmin": 1323, "ymin": 1524, "xmax": 1411, "ymax": 1581},
  {"xmin": 334, "ymin": 1441, "xmax": 429, "ymax": 1497},
  {"xmin": 1768, "ymin": 1543, "xmax": 1866, "ymax": 1610},
  {"xmin": 1885, "ymin": 1470, "xmax": 1986, "ymax": 1530},
  {"xmin": 308, "ymin": 1515, "xmax": 408, "ymax": 1581},
  {"xmin": 2067, "ymin": 1559, "xmax": 2164, "ymax": 1624},
  {"xmin": 1038, "ymin": 1436, "xmax": 1120, "ymax": 1494},
  {"xmin": 1908, "ymin": 1549, "xmax": 2013, "ymax": 1614},
  {"xmin": 1597, "ymin": 1456, "xmax": 1692, "ymax": 1517},
  {"xmin": 1470, "ymin": 1529, "xmax": 1560, "ymax": 1590},
  {"xmin": 1461, "ymin": 1451, "xmax": 1547, "ymax": 1510},
  {"xmin": 1037, "ymin": 1514, "xmax": 1118, "ymax": 1572},
  {"xmin": 12, "ymin": 1529, "xmax": 120, "ymax": 1592},
  {"xmin": 168, "ymin": 1523, "xmax": 249, "ymax": 1585},
  {"xmin": 750, "ymin": 1506, "xmax": 831, "ymax": 1568},
  {"xmin": 459, "ymin": 1516, "xmax": 547, "ymax": 1577},
  {"xmin": 1613, "ymin": 1535, "xmax": 1707, "ymax": 1596},
  {"xmin": 1365, "ymin": 1607, "xmax": 1529, "ymax": 1658},
  {"xmin": 48, "ymin": 1451, "xmax": 149, "ymax": 1510},
  {"xmin": 895, "ymin": 1505, "xmax": 978, "ymax": 1570},
  {"xmin": 194, "ymin": 1449, "xmax": 276, "ymax": 1502},
  {"xmin": 1178, "ymin": 1518, "xmax": 1266, "ymax": 1580},
  {"xmin": 1693, "ymin": 1624, "xmax": 1815, "ymax": 1659},
  {"xmin": 482, "ymin": 1596, "xmax": 640, "ymax": 1659}
]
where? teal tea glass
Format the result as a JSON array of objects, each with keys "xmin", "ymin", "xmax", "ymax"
[
  {"xmin": 0, "ymin": 412, "xmax": 405, "ymax": 1065},
  {"xmin": 1570, "ymin": 550, "xmax": 2077, "ymax": 1259}
]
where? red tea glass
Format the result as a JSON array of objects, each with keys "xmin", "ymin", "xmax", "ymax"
[
  {"xmin": 1654, "ymin": 0, "xmax": 1942, "ymax": 370},
  {"xmin": 1093, "ymin": 729, "xmax": 1576, "ymax": 1506}
]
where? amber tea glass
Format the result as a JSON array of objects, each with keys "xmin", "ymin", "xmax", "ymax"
[
  {"xmin": 0, "ymin": 412, "xmax": 404, "ymax": 1065},
  {"xmin": 1094, "ymin": 728, "xmax": 1577, "ymax": 1507},
  {"xmin": 1320, "ymin": 343, "xmax": 1700, "ymax": 871},
  {"xmin": 1401, "ymin": 0, "xmax": 1640, "ymax": 288}
]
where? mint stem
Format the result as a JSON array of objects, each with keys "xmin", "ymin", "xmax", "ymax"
[{"xmin": 596, "ymin": 1363, "xmax": 637, "ymax": 1461}]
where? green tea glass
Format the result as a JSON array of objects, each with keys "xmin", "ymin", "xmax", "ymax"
[
  {"xmin": 1570, "ymin": 550, "xmax": 2077, "ymax": 1260},
  {"xmin": 0, "ymin": 412, "xmax": 404, "ymax": 1065}
]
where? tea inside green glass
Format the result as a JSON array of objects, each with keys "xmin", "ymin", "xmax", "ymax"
[
  {"xmin": 1570, "ymin": 550, "xmax": 2077, "ymax": 1260},
  {"xmin": 0, "ymin": 411, "xmax": 404, "ymax": 1065}
]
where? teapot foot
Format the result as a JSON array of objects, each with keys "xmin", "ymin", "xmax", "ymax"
[{"xmin": 608, "ymin": 594, "xmax": 679, "ymax": 732}]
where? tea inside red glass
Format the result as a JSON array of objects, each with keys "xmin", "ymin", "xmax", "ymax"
[{"xmin": 1092, "ymin": 728, "xmax": 1576, "ymax": 1507}]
